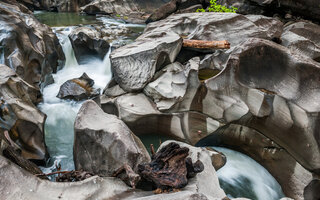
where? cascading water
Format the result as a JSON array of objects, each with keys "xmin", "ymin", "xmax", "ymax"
[
  {"xmin": 38, "ymin": 27, "xmax": 112, "ymax": 174},
  {"xmin": 214, "ymin": 147, "xmax": 285, "ymax": 200}
]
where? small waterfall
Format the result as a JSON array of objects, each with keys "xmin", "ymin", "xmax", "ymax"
[
  {"xmin": 0, "ymin": 46, "xmax": 4, "ymax": 64},
  {"xmin": 214, "ymin": 147, "xmax": 285, "ymax": 200},
  {"xmin": 39, "ymin": 26, "xmax": 112, "ymax": 175}
]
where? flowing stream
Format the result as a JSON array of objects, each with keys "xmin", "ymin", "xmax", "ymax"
[{"xmin": 35, "ymin": 12, "xmax": 285, "ymax": 199}]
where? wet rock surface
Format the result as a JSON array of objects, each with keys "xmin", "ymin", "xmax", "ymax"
[
  {"xmin": 0, "ymin": 65, "xmax": 48, "ymax": 163},
  {"xmin": 69, "ymin": 26, "xmax": 110, "ymax": 63},
  {"xmin": 57, "ymin": 73, "xmax": 100, "ymax": 101},
  {"xmin": 0, "ymin": 1, "xmax": 65, "ymax": 89}
]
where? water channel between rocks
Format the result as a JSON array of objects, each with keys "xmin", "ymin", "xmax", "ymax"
[{"xmin": 34, "ymin": 12, "xmax": 284, "ymax": 200}]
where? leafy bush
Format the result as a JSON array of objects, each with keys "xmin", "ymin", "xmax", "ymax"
[{"xmin": 196, "ymin": 0, "xmax": 238, "ymax": 13}]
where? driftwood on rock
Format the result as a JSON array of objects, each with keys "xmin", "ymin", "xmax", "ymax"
[
  {"xmin": 183, "ymin": 39, "xmax": 230, "ymax": 49},
  {"xmin": 137, "ymin": 142, "xmax": 204, "ymax": 190},
  {"xmin": 113, "ymin": 164, "xmax": 141, "ymax": 189},
  {"xmin": 1, "ymin": 131, "xmax": 46, "ymax": 179}
]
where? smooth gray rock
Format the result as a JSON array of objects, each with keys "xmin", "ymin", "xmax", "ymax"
[
  {"xmin": 144, "ymin": 13, "xmax": 283, "ymax": 47},
  {"xmin": 0, "ymin": 2, "xmax": 65, "ymax": 88},
  {"xmin": 281, "ymin": 21, "xmax": 320, "ymax": 62},
  {"xmin": 111, "ymin": 31, "xmax": 182, "ymax": 92},
  {"xmin": 74, "ymin": 100, "xmax": 150, "ymax": 176},
  {"xmin": 0, "ymin": 65, "xmax": 48, "ymax": 162},
  {"xmin": 69, "ymin": 27, "xmax": 110, "ymax": 63}
]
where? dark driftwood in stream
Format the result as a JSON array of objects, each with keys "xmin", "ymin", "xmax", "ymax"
[
  {"xmin": 1, "ymin": 131, "xmax": 47, "ymax": 179},
  {"xmin": 3, "ymin": 145, "xmax": 46, "ymax": 179},
  {"xmin": 137, "ymin": 142, "xmax": 204, "ymax": 190},
  {"xmin": 183, "ymin": 39, "xmax": 230, "ymax": 49},
  {"xmin": 113, "ymin": 164, "xmax": 141, "ymax": 188},
  {"xmin": 36, "ymin": 170, "xmax": 93, "ymax": 182}
]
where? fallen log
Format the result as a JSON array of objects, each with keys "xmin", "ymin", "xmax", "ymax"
[
  {"xmin": 137, "ymin": 142, "xmax": 204, "ymax": 191},
  {"xmin": 183, "ymin": 39, "xmax": 230, "ymax": 49}
]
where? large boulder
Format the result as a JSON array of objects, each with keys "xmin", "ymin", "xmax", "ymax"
[
  {"xmin": 0, "ymin": 2, "xmax": 65, "ymax": 88},
  {"xmin": 74, "ymin": 100, "xmax": 150, "ymax": 176},
  {"xmin": 57, "ymin": 73, "xmax": 100, "ymax": 101},
  {"xmin": 110, "ymin": 31, "xmax": 182, "ymax": 92},
  {"xmin": 0, "ymin": 65, "xmax": 48, "ymax": 163},
  {"xmin": 69, "ymin": 26, "xmax": 110, "ymax": 63},
  {"xmin": 281, "ymin": 21, "xmax": 320, "ymax": 62}
]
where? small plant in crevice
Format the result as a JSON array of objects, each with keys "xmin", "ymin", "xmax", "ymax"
[{"xmin": 196, "ymin": 0, "xmax": 238, "ymax": 13}]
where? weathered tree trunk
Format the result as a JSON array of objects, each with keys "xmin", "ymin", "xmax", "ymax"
[
  {"xmin": 183, "ymin": 39, "xmax": 230, "ymax": 49},
  {"xmin": 137, "ymin": 142, "xmax": 204, "ymax": 191},
  {"xmin": 113, "ymin": 164, "xmax": 141, "ymax": 188}
]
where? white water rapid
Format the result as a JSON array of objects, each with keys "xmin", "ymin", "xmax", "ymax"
[
  {"xmin": 38, "ymin": 26, "xmax": 112, "ymax": 175},
  {"xmin": 214, "ymin": 147, "xmax": 285, "ymax": 200}
]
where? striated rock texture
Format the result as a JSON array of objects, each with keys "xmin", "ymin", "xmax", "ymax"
[
  {"xmin": 110, "ymin": 31, "xmax": 183, "ymax": 92},
  {"xmin": 57, "ymin": 73, "xmax": 100, "ymax": 101},
  {"xmin": 69, "ymin": 26, "xmax": 110, "ymax": 63},
  {"xmin": 281, "ymin": 21, "xmax": 320, "ymax": 62},
  {"xmin": 0, "ymin": 1, "xmax": 65, "ymax": 88},
  {"xmin": 106, "ymin": 12, "xmax": 320, "ymax": 199},
  {"xmin": 0, "ymin": 65, "xmax": 48, "ymax": 163},
  {"xmin": 80, "ymin": 0, "xmax": 170, "ymax": 16},
  {"xmin": 74, "ymin": 100, "xmax": 150, "ymax": 176}
]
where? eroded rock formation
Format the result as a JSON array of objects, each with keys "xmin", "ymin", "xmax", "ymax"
[
  {"xmin": 0, "ymin": 65, "xmax": 48, "ymax": 163},
  {"xmin": 106, "ymin": 12, "xmax": 320, "ymax": 199},
  {"xmin": 0, "ymin": 1, "xmax": 65, "ymax": 88}
]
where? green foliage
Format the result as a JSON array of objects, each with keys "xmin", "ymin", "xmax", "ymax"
[
  {"xmin": 196, "ymin": 0, "xmax": 238, "ymax": 13},
  {"xmin": 116, "ymin": 14, "xmax": 121, "ymax": 18}
]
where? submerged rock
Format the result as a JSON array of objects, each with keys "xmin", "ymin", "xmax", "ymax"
[
  {"xmin": 74, "ymin": 100, "xmax": 150, "ymax": 177},
  {"xmin": 57, "ymin": 73, "xmax": 100, "ymax": 101},
  {"xmin": 0, "ymin": 1, "xmax": 65, "ymax": 88},
  {"xmin": 0, "ymin": 64, "xmax": 48, "ymax": 163},
  {"xmin": 69, "ymin": 26, "xmax": 110, "ymax": 63}
]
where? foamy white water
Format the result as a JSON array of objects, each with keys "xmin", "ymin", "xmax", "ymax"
[
  {"xmin": 214, "ymin": 147, "xmax": 285, "ymax": 200},
  {"xmin": 39, "ymin": 27, "xmax": 112, "ymax": 175}
]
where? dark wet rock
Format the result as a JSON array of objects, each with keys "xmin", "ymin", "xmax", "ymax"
[
  {"xmin": 146, "ymin": 0, "xmax": 180, "ymax": 24},
  {"xmin": 57, "ymin": 73, "xmax": 100, "ymax": 101},
  {"xmin": 69, "ymin": 27, "xmax": 110, "ymax": 63},
  {"xmin": 80, "ymin": 0, "xmax": 170, "ymax": 16},
  {"xmin": 111, "ymin": 31, "xmax": 182, "ymax": 92},
  {"xmin": 0, "ymin": 65, "xmax": 48, "ymax": 163},
  {"xmin": 39, "ymin": 0, "xmax": 94, "ymax": 12},
  {"xmin": 281, "ymin": 21, "xmax": 320, "ymax": 62},
  {"xmin": 74, "ymin": 100, "xmax": 150, "ymax": 176},
  {"xmin": 0, "ymin": 2, "xmax": 65, "ymax": 89}
]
